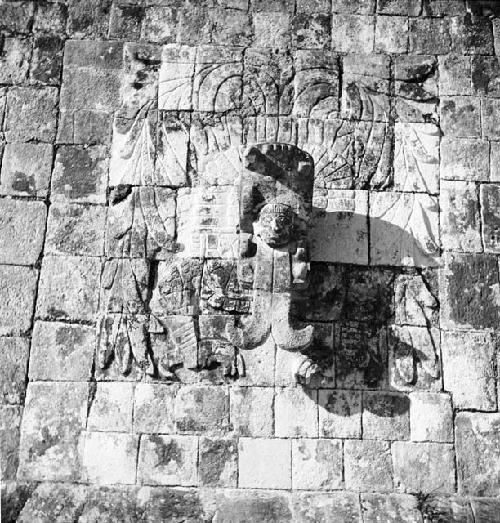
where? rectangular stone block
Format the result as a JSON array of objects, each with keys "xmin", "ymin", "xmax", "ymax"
[
  {"xmin": 209, "ymin": 8, "xmax": 252, "ymax": 46},
  {"xmin": 230, "ymin": 386, "xmax": 274, "ymax": 437},
  {"xmin": 375, "ymin": 16, "xmax": 408, "ymax": 54},
  {"xmin": 331, "ymin": 15, "xmax": 375, "ymax": 53},
  {"xmin": 450, "ymin": 15, "xmax": 494, "ymax": 55},
  {"xmin": 363, "ymin": 391, "xmax": 410, "ymax": 441},
  {"xmin": 291, "ymin": 13, "xmax": 331, "ymax": 50},
  {"xmin": 0, "ymin": 36, "xmax": 30, "ymax": 83},
  {"xmin": 134, "ymin": 383, "xmax": 179, "ymax": 434},
  {"xmin": 137, "ymin": 435, "xmax": 198, "ymax": 486},
  {"xmin": 361, "ymin": 493, "xmax": 422, "ymax": 523},
  {"xmin": 29, "ymin": 321, "xmax": 95, "ymax": 382},
  {"xmin": 199, "ymin": 436, "xmax": 238, "ymax": 487},
  {"xmin": 1, "ymin": 405, "xmax": 21, "ymax": 481},
  {"xmin": 410, "ymin": 392, "xmax": 453, "ymax": 443},
  {"xmin": 0, "ymin": 199, "xmax": 46, "ymax": 265},
  {"xmin": 439, "ymin": 55, "xmax": 472, "ymax": 96},
  {"xmin": 394, "ymin": 272, "xmax": 439, "ymax": 327},
  {"xmin": 408, "ymin": 18, "xmax": 451, "ymax": 54},
  {"xmin": 440, "ymin": 96, "xmax": 481, "ymax": 138},
  {"xmin": 238, "ymin": 438, "xmax": 292, "ymax": 489},
  {"xmin": 0, "ymin": 337, "xmax": 29, "ymax": 405},
  {"xmin": 441, "ymin": 330, "xmax": 496, "ymax": 411},
  {"xmin": 292, "ymin": 492, "xmax": 361, "ymax": 522},
  {"xmin": 30, "ymin": 35, "xmax": 64, "ymax": 86},
  {"xmin": 392, "ymin": 442, "xmax": 455, "ymax": 494},
  {"xmin": 440, "ymin": 137, "xmax": 489, "ymax": 181},
  {"xmin": 292, "ymin": 439, "xmax": 343, "ymax": 490},
  {"xmin": 481, "ymin": 184, "xmax": 500, "ymax": 253},
  {"xmin": 253, "ymin": 11, "xmax": 292, "ymax": 49},
  {"xmin": 481, "ymin": 98, "xmax": 500, "ymax": 139},
  {"xmin": 275, "ymin": 386, "xmax": 318, "ymax": 438},
  {"xmin": 318, "ymin": 389, "xmax": 362, "ymax": 439},
  {"xmin": 158, "ymin": 45, "xmax": 196, "ymax": 111},
  {"xmin": 87, "ymin": 383, "xmax": 134, "ymax": 432}
]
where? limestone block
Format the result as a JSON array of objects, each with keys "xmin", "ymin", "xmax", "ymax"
[
  {"xmin": 238, "ymin": 438, "xmax": 292, "ymax": 489},
  {"xmin": 137, "ymin": 434, "xmax": 198, "ymax": 486},
  {"xmin": 441, "ymin": 330, "xmax": 496, "ymax": 411},
  {"xmin": 33, "ymin": 2, "xmax": 69, "ymax": 34},
  {"xmin": 440, "ymin": 180, "xmax": 482, "ymax": 252},
  {"xmin": 311, "ymin": 190, "xmax": 368, "ymax": 264},
  {"xmin": 481, "ymin": 98, "xmax": 500, "ymax": 140},
  {"xmin": 480, "ymin": 184, "xmax": 500, "ymax": 253},
  {"xmin": 472, "ymin": 56, "xmax": 500, "ymax": 98},
  {"xmin": 440, "ymin": 96, "xmax": 481, "ymax": 138},
  {"xmin": 490, "ymin": 142, "xmax": 500, "ymax": 181},
  {"xmin": 158, "ymin": 45, "xmax": 196, "ymax": 111},
  {"xmin": 377, "ymin": 0, "xmax": 421, "ymax": 15},
  {"xmin": 87, "ymin": 383, "xmax": 134, "ymax": 432},
  {"xmin": 360, "ymin": 494, "xmax": 422, "ymax": 523},
  {"xmin": 394, "ymin": 272, "xmax": 439, "ymax": 327},
  {"xmin": 275, "ymin": 387, "xmax": 318, "ymax": 438},
  {"xmin": 0, "ymin": 1, "xmax": 34, "ymax": 33},
  {"xmin": 18, "ymin": 382, "xmax": 88, "ymax": 481},
  {"xmin": 36, "ymin": 255, "xmax": 101, "ymax": 322},
  {"xmin": 292, "ymin": 439, "xmax": 343, "ymax": 490},
  {"xmin": 230, "ymin": 386, "xmax": 274, "ymax": 437},
  {"xmin": 408, "ymin": 18, "xmax": 451, "ymax": 54},
  {"xmin": 455, "ymin": 412, "xmax": 500, "ymax": 496},
  {"xmin": 318, "ymin": 389, "xmax": 362, "ymax": 438},
  {"xmin": 29, "ymin": 321, "xmax": 95, "ymax": 382},
  {"xmin": 292, "ymin": 492, "xmax": 361, "ymax": 522},
  {"xmin": 210, "ymin": 7, "xmax": 252, "ymax": 46},
  {"xmin": 253, "ymin": 12, "xmax": 292, "ymax": 49},
  {"xmin": 409, "ymin": 392, "xmax": 453, "ymax": 443},
  {"xmin": 1, "ymin": 405, "xmax": 21, "ymax": 480},
  {"xmin": 291, "ymin": 13, "xmax": 330, "ymax": 50},
  {"xmin": 67, "ymin": 0, "xmax": 112, "ymax": 38},
  {"xmin": 392, "ymin": 442, "xmax": 455, "ymax": 494},
  {"xmin": 344, "ymin": 440, "xmax": 393, "ymax": 492},
  {"xmin": 83, "ymin": 431, "xmax": 138, "ymax": 485},
  {"xmin": 450, "ymin": 15, "xmax": 494, "ymax": 55},
  {"xmin": 0, "ymin": 38, "xmax": 30, "ymax": 84},
  {"xmin": 440, "ymin": 137, "xmax": 489, "ymax": 181},
  {"xmin": 375, "ymin": 16, "xmax": 408, "ymax": 54},
  {"xmin": 109, "ymin": 3, "xmax": 144, "ymax": 39},
  {"xmin": 0, "ymin": 265, "xmax": 38, "ymax": 336},
  {"xmin": 45, "ymin": 203, "xmax": 106, "ymax": 257},
  {"xmin": 199, "ymin": 436, "xmax": 238, "ymax": 487},
  {"xmin": 0, "ymin": 337, "xmax": 29, "ymax": 405},
  {"xmin": 439, "ymin": 55, "xmax": 472, "ymax": 96},
  {"xmin": 363, "ymin": 391, "xmax": 410, "ymax": 440},
  {"xmin": 0, "ymin": 143, "xmax": 53, "ymax": 197},
  {"xmin": 0, "ymin": 199, "xmax": 46, "ymax": 265},
  {"xmin": 134, "ymin": 383, "xmax": 179, "ymax": 434},
  {"xmin": 331, "ymin": 15, "xmax": 375, "ymax": 54},
  {"xmin": 177, "ymin": 3, "xmax": 213, "ymax": 45},
  {"xmin": 30, "ymin": 36, "xmax": 64, "ymax": 85},
  {"xmin": 332, "ymin": 0, "xmax": 375, "ymax": 13}
]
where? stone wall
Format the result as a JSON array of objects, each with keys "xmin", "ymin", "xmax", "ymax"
[{"xmin": 2, "ymin": 0, "xmax": 500, "ymax": 521}]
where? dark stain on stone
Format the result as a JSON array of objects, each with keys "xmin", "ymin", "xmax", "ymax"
[
  {"xmin": 47, "ymin": 306, "xmax": 68, "ymax": 320},
  {"xmin": 200, "ymin": 439, "xmax": 234, "ymax": 485},
  {"xmin": 139, "ymin": 488, "xmax": 205, "ymax": 522},
  {"xmin": 28, "ymin": 427, "xmax": 60, "ymax": 459},
  {"xmin": 55, "ymin": 325, "xmax": 85, "ymax": 357},
  {"xmin": 11, "ymin": 171, "xmax": 35, "ymax": 194},
  {"xmin": 216, "ymin": 495, "xmax": 292, "ymax": 523},
  {"xmin": 150, "ymin": 435, "xmax": 183, "ymax": 468}
]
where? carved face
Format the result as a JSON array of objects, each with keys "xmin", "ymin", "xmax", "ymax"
[{"xmin": 258, "ymin": 203, "xmax": 294, "ymax": 247}]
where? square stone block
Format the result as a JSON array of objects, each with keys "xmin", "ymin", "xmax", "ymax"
[
  {"xmin": 480, "ymin": 184, "xmax": 500, "ymax": 253},
  {"xmin": 318, "ymin": 389, "xmax": 362, "ymax": 439},
  {"xmin": 0, "ymin": 265, "xmax": 38, "ymax": 336},
  {"xmin": 0, "ymin": 199, "xmax": 46, "ymax": 265},
  {"xmin": 375, "ymin": 16, "xmax": 408, "ymax": 54},
  {"xmin": 199, "ymin": 436, "xmax": 238, "ymax": 487},
  {"xmin": 331, "ymin": 15, "xmax": 375, "ymax": 53},
  {"xmin": 36, "ymin": 256, "xmax": 101, "ymax": 322},
  {"xmin": 275, "ymin": 386, "xmax": 318, "ymax": 438},
  {"xmin": 410, "ymin": 392, "xmax": 453, "ymax": 443},
  {"xmin": 253, "ymin": 12, "xmax": 292, "ymax": 49},
  {"xmin": 83, "ymin": 431, "xmax": 138, "ymax": 485},
  {"xmin": 408, "ymin": 17, "xmax": 451, "ymax": 54},
  {"xmin": 292, "ymin": 439, "xmax": 343, "ymax": 490},
  {"xmin": 440, "ymin": 96, "xmax": 481, "ymax": 138},
  {"xmin": 0, "ymin": 37, "xmax": 30, "ymax": 84},
  {"xmin": 238, "ymin": 438, "xmax": 292, "ymax": 489},
  {"xmin": 230, "ymin": 386, "xmax": 274, "ymax": 437},
  {"xmin": 439, "ymin": 55, "xmax": 472, "ymax": 96},
  {"xmin": 29, "ymin": 321, "xmax": 95, "ymax": 381},
  {"xmin": 292, "ymin": 492, "xmax": 361, "ymax": 522},
  {"xmin": 137, "ymin": 434, "xmax": 198, "ymax": 486},
  {"xmin": 363, "ymin": 391, "xmax": 410, "ymax": 441},
  {"xmin": 360, "ymin": 493, "xmax": 423, "ymax": 523},
  {"xmin": 87, "ymin": 383, "xmax": 134, "ymax": 432},
  {"xmin": 440, "ymin": 138, "xmax": 489, "ymax": 182},
  {"xmin": 0, "ymin": 337, "xmax": 29, "ymax": 404},
  {"xmin": 134, "ymin": 383, "xmax": 179, "ymax": 434}
]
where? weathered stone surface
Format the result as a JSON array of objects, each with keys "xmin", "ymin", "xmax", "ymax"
[
  {"xmin": 361, "ymin": 494, "xmax": 422, "ymax": 523},
  {"xmin": 0, "ymin": 37, "xmax": 30, "ymax": 84},
  {"xmin": 344, "ymin": 440, "xmax": 393, "ymax": 492},
  {"xmin": 291, "ymin": 14, "xmax": 330, "ymax": 50},
  {"xmin": 292, "ymin": 439, "xmax": 343, "ymax": 490},
  {"xmin": 0, "ymin": 265, "xmax": 38, "ymax": 336},
  {"xmin": 30, "ymin": 36, "xmax": 64, "ymax": 85},
  {"xmin": 440, "ymin": 96, "xmax": 481, "ymax": 138},
  {"xmin": 480, "ymin": 184, "xmax": 500, "ymax": 253},
  {"xmin": 253, "ymin": 11, "xmax": 292, "ymax": 49},
  {"xmin": 363, "ymin": 391, "xmax": 410, "ymax": 440},
  {"xmin": 239, "ymin": 438, "xmax": 292, "ymax": 489},
  {"xmin": 393, "ymin": 442, "xmax": 455, "ymax": 494},
  {"xmin": 134, "ymin": 383, "xmax": 179, "ymax": 434},
  {"xmin": 292, "ymin": 492, "xmax": 360, "ymax": 522},
  {"xmin": 0, "ymin": 1, "xmax": 34, "ymax": 34},
  {"xmin": 137, "ymin": 434, "xmax": 198, "ymax": 486},
  {"xmin": 410, "ymin": 392, "xmax": 453, "ymax": 443},
  {"xmin": 450, "ymin": 15, "xmax": 494, "ymax": 55},
  {"xmin": 491, "ymin": 142, "xmax": 500, "ymax": 181},
  {"xmin": 0, "ymin": 142, "xmax": 53, "ymax": 197},
  {"xmin": 481, "ymin": 98, "xmax": 500, "ymax": 140},
  {"xmin": 441, "ymin": 330, "xmax": 496, "ymax": 411},
  {"xmin": 318, "ymin": 389, "xmax": 362, "ymax": 438},
  {"xmin": 230, "ymin": 386, "xmax": 274, "ymax": 437},
  {"xmin": 275, "ymin": 387, "xmax": 318, "ymax": 438},
  {"xmin": 33, "ymin": 1, "xmax": 68, "ymax": 34},
  {"xmin": 456, "ymin": 412, "xmax": 500, "ymax": 496},
  {"xmin": 18, "ymin": 382, "xmax": 88, "ymax": 481},
  {"xmin": 331, "ymin": 15, "xmax": 375, "ymax": 53},
  {"xmin": 199, "ymin": 436, "xmax": 238, "ymax": 487},
  {"xmin": 417, "ymin": 495, "xmax": 473, "ymax": 523},
  {"xmin": 1, "ymin": 405, "xmax": 21, "ymax": 480},
  {"xmin": 0, "ymin": 199, "xmax": 46, "ymax": 265},
  {"xmin": 83, "ymin": 431, "xmax": 138, "ymax": 485},
  {"xmin": 440, "ymin": 138, "xmax": 490, "ymax": 181},
  {"xmin": 110, "ymin": 3, "xmax": 145, "ymax": 39},
  {"xmin": 439, "ymin": 54, "xmax": 472, "ymax": 96},
  {"xmin": 0, "ymin": 337, "xmax": 29, "ymax": 405},
  {"xmin": 408, "ymin": 17, "xmax": 451, "ymax": 54},
  {"xmin": 36, "ymin": 256, "xmax": 101, "ymax": 322},
  {"xmin": 394, "ymin": 271, "xmax": 439, "ymax": 327},
  {"xmin": 87, "ymin": 383, "xmax": 134, "ymax": 432},
  {"xmin": 375, "ymin": 16, "xmax": 408, "ymax": 54},
  {"xmin": 440, "ymin": 180, "xmax": 482, "ymax": 252},
  {"xmin": 67, "ymin": 0, "xmax": 112, "ymax": 38},
  {"xmin": 29, "ymin": 321, "xmax": 94, "ymax": 382}
]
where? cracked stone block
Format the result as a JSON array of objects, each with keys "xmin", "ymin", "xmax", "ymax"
[
  {"xmin": 440, "ymin": 97, "xmax": 481, "ymax": 138},
  {"xmin": 375, "ymin": 16, "xmax": 408, "ymax": 54},
  {"xmin": 440, "ymin": 137, "xmax": 489, "ymax": 181},
  {"xmin": 344, "ymin": 440, "xmax": 393, "ymax": 492},
  {"xmin": 0, "ymin": 199, "xmax": 46, "ymax": 265},
  {"xmin": 4, "ymin": 87, "xmax": 58, "ymax": 142},
  {"xmin": 450, "ymin": 15, "xmax": 494, "ymax": 55},
  {"xmin": 238, "ymin": 438, "xmax": 292, "ymax": 489},
  {"xmin": 83, "ymin": 431, "xmax": 138, "ymax": 485},
  {"xmin": 392, "ymin": 442, "xmax": 455, "ymax": 494},
  {"xmin": 51, "ymin": 145, "xmax": 108, "ymax": 204},
  {"xmin": 331, "ymin": 15, "xmax": 375, "ymax": 53},
  {"xmin": 1, "ymin": 405, "xmax": 21, "ymax": 480},
  {"xmin": 394, "ymin": 272, "xmax": 439, "ymax": 327},
  {"xmin": 292, "ymin": 492, "xmax": 360, "ymax": 522},
  {"xmin": 253, "ymin": 12, "xmax": 292, "ymax": 49},
  {"xmin": 318, "ymin": 389, "xmax": 362, "ymax": 439},
  {"xmin": 67, "ymin": 0, "xmax": 112, "ymax": 38},
  {"xmin": 174, "ymin": 385, "xmax": 229, "ymax": 434},
  {"xmin": 393, "ymin": 123, "xmax": 439, "ymax": 194},
  {"xmin": 311, "ymin": 190, "xmax": 368, "ymax": 264},
  {"xmin": 0, "ymin": 37, "xmax": 30, "ymax": 84},
  {"xmin": 481, "ymin": 184, "xmax": 500, "ymax": 253},
  {"xmin": 134, "ymin": 383, "xmax": 179, "ymax": 434},
  {"xmin": 0, "ymin": 266, "xmax": 38, "ymax": 336},
  {"xmin": 0, "ymin": 143, "xmax": 53, "ymax": 197},
  {"xmin": 18, "ymin": 382, "xmax": 88, "ymax": 481},
  {"xmin": 408, "ymin": 18, "xmax": 451, "ymax": 54},
  {"xmin": 409, "ymin": 392, "xmax": 453, "ymax": 443},
  {"xmin": 370, "ymin": 192, "xmax": 440, "ymax": 267},
  {"xmin": 30, "ymin": 36, "xmax": 64, "ymax": 85},
  {"xmin": 440, "ymin": 180, "xmax": 481, "ymax": 253},
  {"xmin": 292, "ymin": 439, "xmax": 343, "ymax": 490},
  {"xmin": 137, "ymin": 434, "xmax": 198, "ymax": 486},
  {"xmin": 29, "ymin": 321, "xmax": 94, "ymax": 382},
  {"xmin": 36, "ymin": 256, "xmax": 101, "ymax": 322},
  {"xmin": 363, "ymin": 391, "xmax": 410, "ymax": 441},
  {"xmin": 441, "ymin": 330, "xmax": 496, "ymax": 411},
  {"xmin": 481, "ymin": 98, "xmax": 500, "ymax": 140},
  {"xmin": 439, "ymin": 55, "xmax": 472, "ymax": 96},
  {"xmin": 389, "ymin": 326, "xmax": 441, "ymax": 392},
  {"xmin": 275, "ymin": 387, "xmax": 318, "ymax": 438},
  {"xmin": 440, "ymin": 252, "xmax": 500, "ymax": 330},
  {"xmin": 45, "ymin": 203, "xmax": 106, "ymax": 257},
  {"xmin": 199, "ymin": 436, "xmax": 238, "ymax": 487},
  {"xmin": 360, "ymin": 494, "xmax": 422, "ymax": 523},
  {"xmin": 87, "ymin": 383, "xmax": 134, "ymax": 432},
  {"xmin": 0, "ymin": 337, "xmax": 29, "ymax": 405},
  {"xmin": 456, "ymin": 412, "xmax": 500, "ymax": 496},
  {"xmin": 230, "ymin": 386, "xmax": 274, "ymax": 437}
]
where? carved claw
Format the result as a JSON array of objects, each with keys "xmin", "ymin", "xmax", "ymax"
[{"xmin": 293, "ymin": 355, "xmax": 322, "ymax": 386}]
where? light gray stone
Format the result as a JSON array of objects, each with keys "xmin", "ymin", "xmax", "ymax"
[
  {"xmin": 275, "ymin": 387, "xmax": 318, "ymax": 438},
  {"xmin": 409, "ymin": 392, "xmax": 453, "ymax": 443},
  {"xmin": 134, "ymin": 383, "xmax": 179, "ymax": 434},
  {"xmin": 230, "ymin": 386, "xmax": 274, "ymax": 437},
  {"xmin": 0, "ymin": 337, "xmax": 29, "ymax": 405},
  {"xmin": 87, "ymin": 383, "xmax": 134, "ymax": 432},
  {"xmin": 318, "ymin": 389, "xmax": 362, "ymax": 439}
]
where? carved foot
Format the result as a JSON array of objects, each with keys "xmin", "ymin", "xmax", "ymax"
[{"xmin": 291, "ymin": 353, "xmax": 322, "ymax": 386}]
